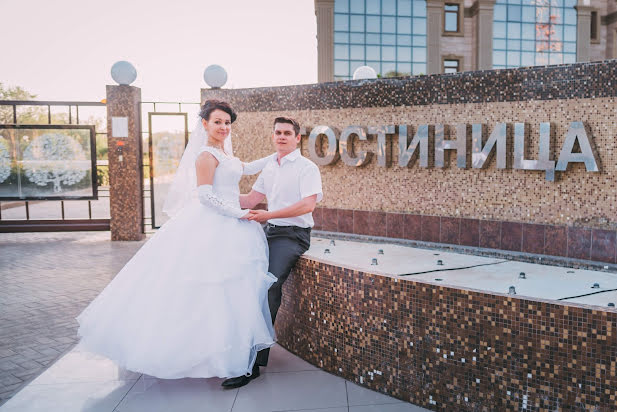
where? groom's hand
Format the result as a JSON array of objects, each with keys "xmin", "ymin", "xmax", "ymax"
[
  {"xmin": 247, "ymin": 210, "xmax": 271, "ymax": 223},
  {"xmin": 240, "ymin": 210, "xmax": 259, "ymax": 220}
]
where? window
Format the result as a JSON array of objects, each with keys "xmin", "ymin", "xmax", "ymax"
[
  {"xmin": 590, "ymin": 10, "xmax": 599, "ymax": 43},
  {"xmin": 444, "ymin": 4, "xmax": 460, "ymax": 33},
  {"xmin": 333, "ymin": 0, "xmax": 427, "ymax": 80},
  {"xmin": 492, "ymin": 0, "xmax": 577, "ymax": 69},
  {"xmin": 443, "ymin": 58, "xmax": 460, "ymax": 73}
]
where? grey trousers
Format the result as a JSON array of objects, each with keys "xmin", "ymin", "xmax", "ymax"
[{"xmin": 255, "ymin": 224, "xmax": 311, "ymax": 366}]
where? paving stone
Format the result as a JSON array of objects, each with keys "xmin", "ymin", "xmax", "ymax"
[
  {"xmin": 0, "ymin": 375, "xmax": 22, "ymax": 386},
  {"xmin": 0, "ymin": 231, "xmax": 146, "ymax": 405}
]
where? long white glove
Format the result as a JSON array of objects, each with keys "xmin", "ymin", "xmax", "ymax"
[
  {"xmin": 197, "ymin": 185, "xmax": 247, "ymax": 218},
  {"xmin": 242, "ymin": 154, "xmax": 274, "ymax": 176}
]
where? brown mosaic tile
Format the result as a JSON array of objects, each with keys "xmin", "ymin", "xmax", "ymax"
[
  {"xmin": 568, "ymin": 227, "xmax": 592, "ymax": 260},
  {"xmin": 421, "ymin": 215, "xmax": 440, "ymax": 243},
  {"xmin": 338, "ymin": 209, "xmax": 353, "ymax": 234},
  {"xmin": 276, "ymin": 257, "xmax": 617, "ymax": 411},
  {"xmin": 591, "ymin": 229, "xmax": 617, "ymax": 264},
  {"xmin": 353, "ymin": 210, "xmax": 387, "ymax": 237},
  {"xmin": 440, "ymin": 217, "xmax": 460, "ymax": 245},
  {"xmin": 312, "ymin": 207, "xmax": 323, "ymax": 231},
  {"xmin": 386, "ymin": 213, "xmax": 405, "ymax": 239},
  {"xmin": 106, "ymin": 85, "xmax": 144, "ymax": 241},
  {"xmin": 216, "ymin": 62, "xmax": 617, "ymax": 266},
  {"xmin": 321, "ymin": 208, "xmax": 338, "ymax": 232},
  {"xmin": 522, "ymin": 223, "xmax": 545, "ymax": 255},
  {"xmin": 368, "ymin": 211, "xmax": 387, "ymax": 237},
  {"xmin": 229, "ymin": 95, "xmax": 617, "ymax": 236},
  {"xmin": 403, "ymin": 214, "xmax": 421, "ymax": 241},
  {"xmin": 203, "ymin": 60, "xmax": 617, "ymax": 112},
  {"xmin": 460, "ymin": 218, "xmax": 480, "ymax": 247},
  {"xmin": 544, "ymin": 225, "xmax": 567, "ymax": 257},
  {"xmin": 501, "ymin": 222, "xmax": 523, "ymax": 252},
  {"xmin": 479, "ymin": 220, "xmax": 501, "ymax": 249},
  {"xmin": 353, "ymin": 210, "xmax": 370, "ymax": 236}
]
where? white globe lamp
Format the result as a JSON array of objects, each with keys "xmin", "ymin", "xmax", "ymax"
[
  {"xmin": 203, "ymin": 65, "xmax": 228, "ymax": 89},
  {"xmin": 352, "ymin": 66, "xmax": 378, "ymax": 80},
  {"xmin": 111, "ymin": 61, "xmax": 137, "ymax": 85}
]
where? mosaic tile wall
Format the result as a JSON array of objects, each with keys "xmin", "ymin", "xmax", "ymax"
[
  {"xmin": 106, "ymin": 85, "xmax": 144, "ymax": 241},
  {"xmin": 202, "ymin": 60, "xmax": 617, "ymax": 111},
  {"xmin": 274, "ymin": 256, "xmax": 617, "ymax": 411},
  {"xmin": 310, "ymin": 207, "xmax": 617, "ymax": 265},
  {"xmin": 202, "ymin": 60, "xmax": 617, "ymax": 264}
]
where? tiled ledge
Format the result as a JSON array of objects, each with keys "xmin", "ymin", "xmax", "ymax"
[
  {"xmin": 275, "ymin": 256, "xmax": 617, "ymax": 411},
  {"xmin": 312, "ymin": 207, "xmax": 617, "ymax": 265},
  {"xmin": 202, "ymin": 60, "xmax": 617, "ymax": 112}
]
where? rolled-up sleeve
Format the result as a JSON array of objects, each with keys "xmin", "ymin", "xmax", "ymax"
[{"xmin": 299, "ymin": 163, "xmax": 323, "ymax": 203}]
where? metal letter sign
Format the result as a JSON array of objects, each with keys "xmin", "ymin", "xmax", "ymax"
[
  {"xmin": 308, "ymin": 126, "xmax": 339, "ymax": 166},
  {"xmin": 435, "ymin": 124, "xmax": 467, "ymax": 168},
  {"xmin": 303, "ymin": 121, "xmax": 600, "ymax": 181},
  {"xmin": 398, "ymin": 125, "xmax": 429, "ymax": 168},
  {"xmin": 339, "ymin": 126, "xmax": 372, "ymax": 167},
  {"xmin": 368, "ymin": 125, "xmax": 395, "ymax": 167},
  {"xmin": 472, "ymin": 123, "xmax": 506, "ymax": 169},
  {"xmin": 514, "ymin": 122, "xmax": 556, "ymax": 181},
  {"xmin": 556, "ymin": 121, "xmax": 599, "ymax": 172}
]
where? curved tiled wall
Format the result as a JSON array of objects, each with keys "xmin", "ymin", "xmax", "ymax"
[{"xmin": 274, "ymin": 255, "xmax": 617, "ymax": 411}]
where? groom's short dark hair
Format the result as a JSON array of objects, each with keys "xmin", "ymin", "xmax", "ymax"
[{"xmin": 274, "ymin": 116, "xmax": 300, "ymax": 136}]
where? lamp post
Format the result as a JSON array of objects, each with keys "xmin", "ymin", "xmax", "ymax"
[{"xmin": 203, "ymin": 65, "xmax": 228, "ymax": 89}]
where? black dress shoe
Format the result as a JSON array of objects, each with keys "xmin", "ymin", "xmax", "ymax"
[{"xmin": 221, "ymin": 364, "xmax": 260, "ymax": 389}]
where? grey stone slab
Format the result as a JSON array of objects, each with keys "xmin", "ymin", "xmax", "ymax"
[
  {"xmin": 232, "ymin": 370, "xmax": 348, "ymax": 412},
  {"xmin": 0, "ymin": 380, "xmax": 135, "ymax": 412},
  {"xmin": 346, "ymin": 382, "xmax": 404, "ymax": 406},
  {"xmin": 0, "ymin": 352, "xmax": 15, "ymax": 360},
  {"xmin": 0, "ymin": 376, "xmax": 21, "ymax": 387},
  {"xmin": 350, "ymin": 404, "xmax": 432, "ymax": 411}
]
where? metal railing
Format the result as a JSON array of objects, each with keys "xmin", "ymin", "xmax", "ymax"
[
  {"xmin": 140, "ymin": 101, "xmax": 199, "ymax": 230},
  {"xmin": 0, "ymin": 100, "xmax": 109, "ymax": 231}
]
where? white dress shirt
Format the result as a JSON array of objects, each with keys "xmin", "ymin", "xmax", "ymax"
[{"xmin": 252, "ymin": 149, "xmax": 323, "ymax": 228}]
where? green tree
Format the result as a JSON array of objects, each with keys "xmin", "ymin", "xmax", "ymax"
[
  {"xmin": 383, "ymin": 70, "xmax": 410, "ymax": 78},
  {"xmin": 0, "ymin": 82, "xmax": 36, "ymax": 100},
  {"xmin": 0, "ymin": 82, "xmax": 38, "ymax": 124},
  {"xmin": 0, "ymin": 84, "xmax": 109, "ymax": 186}
]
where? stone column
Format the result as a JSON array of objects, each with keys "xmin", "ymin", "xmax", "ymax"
[
  {"xmin": 426, "ymin": 0, "xmax": 444, "ymax": 74},
  {"xmin": 106, "ymin": 85, "xmax": 144, "ymax": 241},
  {"xmin": 575, "ymin": 1, "xmax": 593, "ymax": 62},
  {"xmin": 475, "ymin": 0, "xmax": 496, "ymax": 70},
  {"xmin": 315, "ymin": 0, "xmax": 335, "ymax": 82}
]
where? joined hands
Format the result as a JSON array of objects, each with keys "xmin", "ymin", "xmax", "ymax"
[{"xmin": 240, "ymin": 209, "xmax": 271, "ymax": 223}]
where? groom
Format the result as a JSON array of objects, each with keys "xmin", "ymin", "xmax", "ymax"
[{"xmin": 221, "ymin": 116, "xmax": 322, "ymax": 389}]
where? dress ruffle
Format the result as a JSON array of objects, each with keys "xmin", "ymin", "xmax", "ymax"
[{"xmin": 77, "ymin": 200, "xmax": 276, "ymax": 379}]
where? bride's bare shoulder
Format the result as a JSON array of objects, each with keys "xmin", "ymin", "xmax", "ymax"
[{"xmin": 196, "ymin": 150, "xmax": 218, "ymax": 169}]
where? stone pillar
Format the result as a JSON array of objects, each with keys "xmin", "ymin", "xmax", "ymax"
[
  {"xmin": 426, "ymin": 0, "xmax": 444, "ymax": 74},
  {"xmin": 106, "ymin": 85, "xmax": 144, "ymax": 241},
  {"xmin": 315, "ymin": 0, "xmax": 335, "ymax": 82},
  {"xmin": 575, "ymin": 2, "xmax": 593, "ymax": 62},
  {"xmin": 475, "ymin": 0, "xmax": 496, "ymax": 70}
]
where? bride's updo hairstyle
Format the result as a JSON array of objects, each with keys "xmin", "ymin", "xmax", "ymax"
[{"xmin": 199, "ymin": 100, "xmax": 237, "ymax": 123}]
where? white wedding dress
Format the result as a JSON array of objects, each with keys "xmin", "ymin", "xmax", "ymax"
[{"xmin": 76, "ymin": 146, "xmax": 276, "ymax": 379}]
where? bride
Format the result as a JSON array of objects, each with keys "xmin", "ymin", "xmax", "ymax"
[{"xmin": 76, "ymin": 100, "xmax": 276, "ymax": 379}]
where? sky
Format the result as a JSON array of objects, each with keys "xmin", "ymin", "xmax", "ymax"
[{"xmin": 0, "ymin": 0, "xmax": 318, "ymax": 102}]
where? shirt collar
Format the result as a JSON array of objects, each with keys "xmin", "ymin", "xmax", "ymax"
[{"xmin": 277, "ymin": 149, "xmax": 301, "ymax": 165}]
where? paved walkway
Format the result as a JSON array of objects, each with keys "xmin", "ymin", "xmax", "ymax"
[
  {"xmin": 0, "ymin": 232, "xmax": 428, "ymax": 412},
  {"xmin": 0, "ymin": 232, "xmax": 144, "ymax": 404}
]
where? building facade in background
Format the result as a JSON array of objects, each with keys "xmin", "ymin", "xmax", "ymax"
[{"xmin": 315, "ymin": 0, "xmax": 617, "ymax": 81}]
